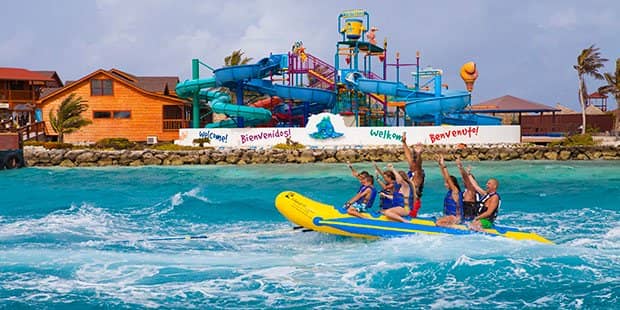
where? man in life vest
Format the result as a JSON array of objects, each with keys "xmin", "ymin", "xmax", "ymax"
[{"xmin": 467, "ymin": 172, "xmax": 501, "ymax": 231}]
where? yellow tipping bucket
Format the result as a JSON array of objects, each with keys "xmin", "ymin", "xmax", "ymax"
[
  {"xmin": 343, "ymin": 19, "xmax": 364, "ymax": 40},
  {"xmin": 460, "ymin": 61, "xmax": 479, "ymax": 92}
]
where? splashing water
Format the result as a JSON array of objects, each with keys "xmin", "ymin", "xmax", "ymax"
[{"xmin": 0, "ymin": 161, "xmax": 618, "ymax": 308}]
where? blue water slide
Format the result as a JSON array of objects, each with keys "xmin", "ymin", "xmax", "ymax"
[
  {"xmin": 244, "ymin": 79, "xmax": 277, "ymax": 96},
  {"xmin": 273, "ymin": 85, "xmax": 336, "ymax": 106},
  {"xmin": 442, "ymin": 112, "xmax": 502, "ymax": 125},
  {"xmin": 271, "ymin": 84, "xmax": 337, "ymax": 116},
  {"xmin": 353, "ymin": 76, "xmax": 471, "ymax": 122},
  {"xmin": 214, "ymin": 55, "xmax": 283, "ymax": 86}
]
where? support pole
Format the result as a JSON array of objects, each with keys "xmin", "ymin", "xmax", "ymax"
[
  {"xmin": 396, "ymin": 52, "xmax": 400, "ymax": 84},
  {"xmin": 191, "ymin": 59, "xmax": 200, "ymax": 128},
  {"xmin": 415, "ymin": 51, "xmax": 420, "ymax": 92},
  {"xmin": 236, "ymin": 83, "xmax": 244, "ymax": 128}
]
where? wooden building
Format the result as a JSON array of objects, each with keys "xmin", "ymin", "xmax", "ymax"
[
  {"xmin": 38, "ymin": 69, "xmax": 190, "ymax": 143},
  {"xmin": 0, "ymin": 68, "xmax": 55, "ymax": 128},
  {"xmin": 471, "ymin": 95, "xmax": 615, "ymax": 136}
]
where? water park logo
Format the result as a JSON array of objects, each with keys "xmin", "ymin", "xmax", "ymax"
[
  {"xmin": 199, "ymin": 130, "xmax": 229, "ymax": 143},
  {"xmin": 309, "ymin": 116, "xmax": 344, "ymax": 139},
  {"xmin": 240, "ymin": 128, "xmax": 291, "ymax": 144},
  {"xmin": 429, "ymin": 126, "xmax": 479, "ymax": 143},
  {"xmin": 369, "ymin": 129, "xmax": 402, "ymax": 141}
]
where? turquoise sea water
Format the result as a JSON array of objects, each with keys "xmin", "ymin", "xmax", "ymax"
[{"xmin": 1, "ymin": 161, "xmax": 619, "ymax": 309}]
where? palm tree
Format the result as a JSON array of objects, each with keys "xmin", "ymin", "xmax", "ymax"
[
  {"xmin": 224, "ymin": 49, "xmax": 253, "ymax": 67},
  {"xmin": 48, "ymin": 93, "xmax": 92, "ymax": 143},
  {"xmin": 574, "ymin": 45, "xmax": 607, "ymax": 134},
  {"xmin": 598, "ymin": 58, "xmax": 620, "ymax": 110}
]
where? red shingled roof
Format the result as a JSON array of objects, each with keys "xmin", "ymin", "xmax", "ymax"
[
  {"xmin": 588, "ymin": 92, "xmax": 607, "ymax": 99},
  {"xmin": 0, "ymin": 67, "xmax": 53, "ymax": 81},
  {"xmin": 471, "ymin": 95, "xmax": 559, "ymax": 113}
]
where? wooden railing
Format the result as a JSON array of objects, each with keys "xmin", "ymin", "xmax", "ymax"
[
  {"xmin": 163, "ymin": 119, "xmax": 190, "ymax": 131},
  {"xmin": 0, "ymin": 89, "xmax": 36, "ymax": 102},
  {"xmin": 17, "ymin": 121, "xmax": 46, "ymax": 142}
]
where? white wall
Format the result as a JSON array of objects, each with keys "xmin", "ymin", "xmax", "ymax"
[{"xmin": 176, "ymin": 113, "xmax": 521, "ymax": 147}]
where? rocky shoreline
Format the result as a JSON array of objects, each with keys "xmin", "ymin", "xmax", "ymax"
[{"xmin": 23, "ymin": 145, "xmax": 620, "ymax": 167}]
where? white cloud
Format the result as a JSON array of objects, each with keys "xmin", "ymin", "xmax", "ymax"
[
  {"xmin": 1, "ymin": 0, "xmax": 619, "ymax": 111},
  {"xmin": 0, "ymin": 31, "xmax": 35, "ymax": 64},
  {"xmin": 540, "ymin": 8, "xmax": 578, "ymax": 30}
]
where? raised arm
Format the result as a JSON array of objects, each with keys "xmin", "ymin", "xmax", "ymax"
[
  {"xmin": 387, "ymin": 163, "xmax": 403, "ymax": 183},
  {"xmin": 372, "ymin": 162, "xmax": 388, "ymax": 189},
  {"xmin": 372, "ymin": 162, "xmax": 383, "ymax": 180},
  {"xmin": 467, "ymin": 167, "xmax": 488, "ymax": 196},
  {"xmin": 412, "ymin": 143, "xmax": 424, "ymax": 186},
  {"xmin": 437, "ymin": 155, "xmax": 458, "ymax": 192},
  {"xmin": 401, "ymin": 132, "xmax": 416, "ymax": 172},
  {"xmin": 456, "ymin": 158, "xmax": 475, "ymax": 191},
  {"xmin": 346, "ymin": 161, "xmax": 361, "ymax": 179}
]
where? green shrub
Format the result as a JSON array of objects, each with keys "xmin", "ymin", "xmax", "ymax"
[
  {"xmin": 273, "ymin": 137, "xmax": 305, "ymax": 150},
  {"xmin": 43, "ymin": 142, "xmax": 73, "ymax": 149},
  {"xmin": 549, "ymin": 133, "xmax": 596, "ymax": 147},
  {"xmin": 192, "ymin": 138, "xmax": 211, "ymax": 147},
  {"xmin": 95, "ymin": 138, "xmax": 135, "ymax": 150},
  {"xmin": 23, "ymin": 140, "xmax": 46, "ymax": 147}
]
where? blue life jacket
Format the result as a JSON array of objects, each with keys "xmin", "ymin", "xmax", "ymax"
[
  {"xmin": 390, "ymin": 183, "xmax": 405, "ymax": 207},
  {"xmin": 407, "ymin": 169, "xmax": 425, "ymax": 199},
  {"xmin": 443, "ymin": 189, "xmax": 464, "ymax": 217},
  {"xmin": 380, "ymin": 189, "xmax": 393, "ymax": 209},
  {"xmin": 478, "ymin": 192, "xmax": 501, "ymax": 222},
  {"xmin": 355, "ymin": 185, "xmax": 377, "ymax": 209}
]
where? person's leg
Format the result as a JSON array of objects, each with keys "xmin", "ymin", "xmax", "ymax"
[
  {"xmin": 469, "ymin": 219, "xmax": 483, "ymax": 231},
  {"xmin": 437, "ymin": 215, "xmax": 460, "ymax": 227},
  {"xmin": 384, "ymin": 207, "xmax": 409, "ymax": 223},
  {"xmin": 347, "ymin": 206, "xmax": 363, "ymax": 218}
]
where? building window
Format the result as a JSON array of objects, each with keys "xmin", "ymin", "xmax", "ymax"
[
  {"xmin": 163, "ymin": 105, "xmax": 182, "ymax": 119},
  {"xmin": 93, "ymin": 110, "xmax": 130, "ymax": 119},
  {"xmin": 113, "ymin": 111, "xmax": 131, "ymax": 119},
  {"xmin": 93, "ymin": 111, "xmax": 112, "ymax": 118},
  {"xmin": 91, "ymin": 79, "xmax": 113, "ymax": 96}
]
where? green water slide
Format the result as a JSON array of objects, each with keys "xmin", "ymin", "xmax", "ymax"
[{"xmin": 175, "ymin": 77, "xmax": 272, "ymax": 128}]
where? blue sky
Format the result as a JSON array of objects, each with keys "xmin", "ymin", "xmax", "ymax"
[{"xmin": 2, "ymin": 0, "xmax": 618, "ymax": 110}]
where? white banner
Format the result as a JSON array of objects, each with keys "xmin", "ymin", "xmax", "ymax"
[{"xmin": 176, "ymin": 113, "xmax": 520, "ymax": 147}]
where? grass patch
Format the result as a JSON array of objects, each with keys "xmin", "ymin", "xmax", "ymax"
[
  {"xmin": 148, "ymin": 143, "xmax": 206, "ymax": 151},
  {"xmin": 273, "ymin": 137, "xmax": 305, "ymax": 150}
]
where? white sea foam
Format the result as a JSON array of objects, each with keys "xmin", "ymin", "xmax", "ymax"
[
  {"xmin": 0, "ymin": 203, "xmax": 136, "ymax": 240},
  {"xmin": 451, "ymin": 255, "xmax": 496, "ymax": 268},
  {"xmin": 604, "ymin": 226, "xmax": 620, "ymax": 239},
  {"xmin": 148, "ymin": 186, "xmax": 210, "ymax": 217}
]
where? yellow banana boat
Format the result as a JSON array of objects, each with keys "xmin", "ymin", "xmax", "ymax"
[{"xmin": 275, "ymin": 191, "xmax": 553, "ymax": 244}]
